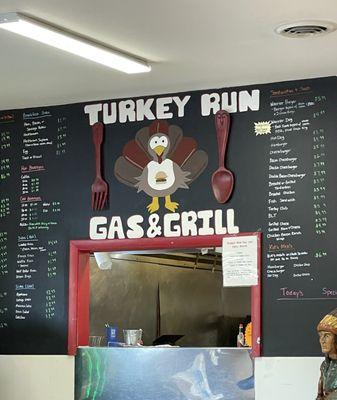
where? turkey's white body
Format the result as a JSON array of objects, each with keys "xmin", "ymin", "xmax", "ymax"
[{"xmin": 147, "ymin": 159, "xmax": 175, "ymax": 191}]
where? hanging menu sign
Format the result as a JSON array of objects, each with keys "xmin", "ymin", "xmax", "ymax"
[{"xmin": 0, "ymin": 76, "xmax": 336, "ymax": 355}]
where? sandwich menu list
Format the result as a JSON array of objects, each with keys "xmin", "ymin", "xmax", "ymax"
[{"xmin": 263, "ymin": 82, "xmax": 337, "ymax": 355}]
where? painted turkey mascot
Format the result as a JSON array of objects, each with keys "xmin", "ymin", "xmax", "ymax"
[{"xmin": 114, "ymin": 120, "xmax": 208, "ymax": 213}]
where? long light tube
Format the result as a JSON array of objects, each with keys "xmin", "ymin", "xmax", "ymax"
[{"xmin": 0, "ymin": 12, "xmax": 151, "ymax": 74}]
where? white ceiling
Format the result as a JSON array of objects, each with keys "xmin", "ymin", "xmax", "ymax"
[{"xmin": 0, "ymin": 0, "xmax": 336, "ymax": 110}]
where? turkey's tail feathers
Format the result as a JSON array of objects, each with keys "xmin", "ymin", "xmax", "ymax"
[
  {"xmin": 134, "ymin": 169, "xmax": 147, "ymax": 193},
  {"xmin": 181, "ymin": 150, "xmax": 208, "ymax": 183},
  {"xmin": 173, "ymin": 163, "xmax": 191, "ymax": 189},
  {"xmin": 114, "ymin": 156, "xmax": 142, "ymax": 188}
]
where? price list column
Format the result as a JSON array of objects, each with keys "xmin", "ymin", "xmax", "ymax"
[
  {"xmin": 0, "ymin": 232, "xmax": 9, "ymax": 330},
  {"xmin": 56, "ymin": 116, "xmax": 68, "ymax": 156},
  {"xmin": 311, "ymin": 96, "xmax": 329, "ymax": 272},
  {"xmin": 0, "ymin": 112, "xmax": 16, "ymax": 335}
]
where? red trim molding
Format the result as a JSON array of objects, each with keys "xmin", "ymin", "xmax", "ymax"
[
  {"xmin": 68, "ymin": 233, "xmax": 262, "ymax": 356},
  {"xmin": 251, "ymin": 233, "xmax": 262, "ymax": 357}
]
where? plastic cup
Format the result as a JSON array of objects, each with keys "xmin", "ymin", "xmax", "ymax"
[{"xmin": 123, "ymin": 329, "xmax": 142, "ymax": 345}]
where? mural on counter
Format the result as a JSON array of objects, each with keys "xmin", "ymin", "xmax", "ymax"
[
  {"xmin": 75, "ymin": 347, "xmax": 254, "ymax": 400},
  {"xmin": 171, "ymin": 353, "xmax": 224, "ymax": 399},
  {"xmin": 316, "ymin": 307, "xmax": 337, "ymax": 400},
  {"xmin": 114, "ymin": 119, "xmax": 208, "ymax": 213}
]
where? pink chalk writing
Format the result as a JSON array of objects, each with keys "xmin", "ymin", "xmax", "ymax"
[{"xmin": 280, "ymin": 287, "xmax": 304, "ymax": 298}]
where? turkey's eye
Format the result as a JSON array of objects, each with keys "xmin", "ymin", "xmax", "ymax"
[
  {"xmin": 149, "ymin": 136, "xmax": 160, "ymax": 149},
  {"xmin": 160, "ymin": 137, "xmax": 168, "ymax": 147}
]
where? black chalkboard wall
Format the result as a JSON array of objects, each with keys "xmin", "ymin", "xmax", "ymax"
[{"xmin": 0, "ymin": 76, "xmax": 336, "ymax": 355}]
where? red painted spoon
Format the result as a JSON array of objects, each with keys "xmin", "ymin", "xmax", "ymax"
[{"xmin": 211, "ymin": 110, "xmax": 234, "ymax": 203}]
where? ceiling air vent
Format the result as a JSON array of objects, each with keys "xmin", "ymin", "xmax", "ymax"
[{"xmin": 275, "ymin": 21, "xmax": 336, "ymax": 38}]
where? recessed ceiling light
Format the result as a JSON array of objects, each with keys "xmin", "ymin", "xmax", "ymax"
[
  {"xmin": 0, "ymin": 12, "xmax": 151, "ymax": 74},
  {"xmin": 275, "ymin": 20, "xmax": 337, "ymax": 38}
]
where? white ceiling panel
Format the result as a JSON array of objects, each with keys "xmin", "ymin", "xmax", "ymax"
[{"xmin": 0, "ymin": 0, "xmax": 336, "ymax": 109}]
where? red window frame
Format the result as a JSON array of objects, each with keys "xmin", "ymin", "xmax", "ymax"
[{"xmin": 67, "ymin": 233, "xmax": 262, "ymax": 356}]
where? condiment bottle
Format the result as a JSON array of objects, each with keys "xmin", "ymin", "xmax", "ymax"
[{"xmin": 237, "ymin": 323, "xmax": 245, "ymax": 347}]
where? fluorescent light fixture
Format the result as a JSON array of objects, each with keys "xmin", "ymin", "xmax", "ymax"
[{"xmin": 0, "ymin": 12, "xmax": 151, "ymax": 74}]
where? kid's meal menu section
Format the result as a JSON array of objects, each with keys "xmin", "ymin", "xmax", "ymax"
[{"xmin": 0, "ymin": 76, "xmax": 336, "ymax": 355}]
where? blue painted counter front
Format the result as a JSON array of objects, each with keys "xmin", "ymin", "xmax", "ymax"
[{"xmin": 75, "ymin": 347, "xmax": 254, "ymax": 400}]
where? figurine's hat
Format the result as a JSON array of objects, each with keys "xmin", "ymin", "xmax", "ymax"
[{"xmin": 317, "ymin": 308, "xmax": 337, "ymax": 335}]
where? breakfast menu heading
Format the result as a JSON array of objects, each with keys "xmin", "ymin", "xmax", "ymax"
[{"xmin": 0, "ymin": 77, "xmax": 336, "ymax": 355}]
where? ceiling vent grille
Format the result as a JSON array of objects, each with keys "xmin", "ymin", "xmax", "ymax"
[{"xmin": 275, "ymin": 21, "xmax": 336, "ymax": 38}]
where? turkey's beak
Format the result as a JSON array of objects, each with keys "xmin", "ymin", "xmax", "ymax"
[{"xmin": 154, "ymin": 145, "xmax": 166, "ymax": 156}]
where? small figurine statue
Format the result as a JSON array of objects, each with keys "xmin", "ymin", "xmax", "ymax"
[{"xmin": 316, "ymin": 307, "xmax": 337, "ymax": 400}]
